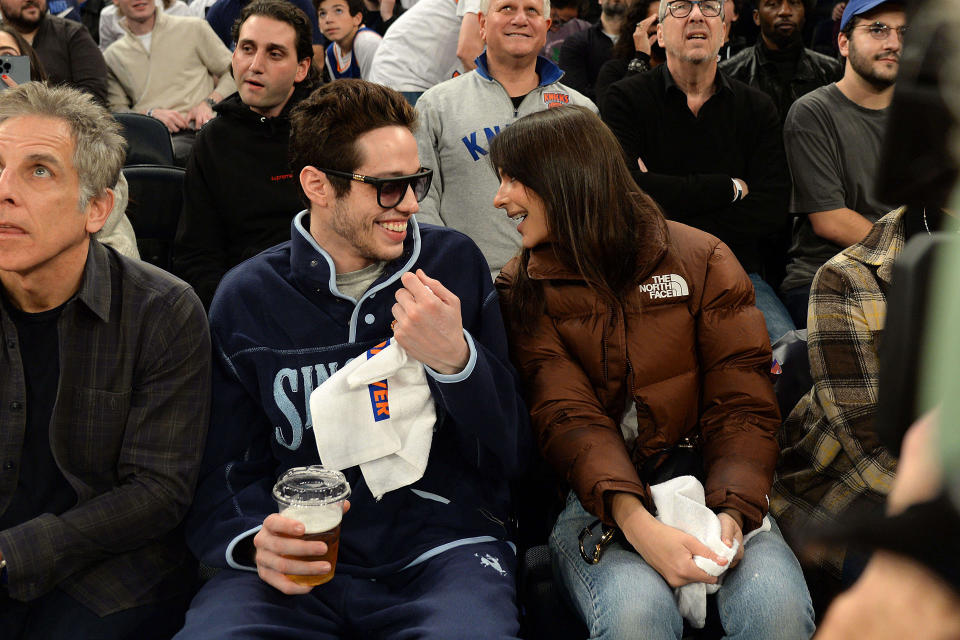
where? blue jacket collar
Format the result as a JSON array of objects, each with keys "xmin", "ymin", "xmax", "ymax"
[
  {"xmin": 473, "ymin": 51, "xmax": 564, "ymax": 87},
  {"xmin": 289, "ymin": 210, "xmax": 422, "ymax": 303}
]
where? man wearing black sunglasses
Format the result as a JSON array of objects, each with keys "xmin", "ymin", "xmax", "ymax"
[{"xmin": 179, "ymin": 79, "xmax": 531, "ymax": 639}]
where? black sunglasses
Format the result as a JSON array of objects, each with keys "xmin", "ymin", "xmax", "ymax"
[{"xmin": 320, "ymin": 168, "xmax": 434, "ymax": 209}]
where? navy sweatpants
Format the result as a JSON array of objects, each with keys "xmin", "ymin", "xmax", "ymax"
[{"xmin": 175, "ymin": 541, "xmax": 520, "ymax": 639}]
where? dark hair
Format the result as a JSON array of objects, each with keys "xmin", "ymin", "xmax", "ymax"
[
  {"xmin": 317, "ymin": 0, "xmax": 365, "ymax": 17},
  {"xmin": 611, "ymin": 0, "xmax": 658, "ymax": 60},
  {"xmin": 232, "ymin": 0, "xmax": 318, "ymax": 85},
  {"xmin": 550, "ymin": 0, "xmax": 581, "ymax": 10},
  {"xmin": 489, "ymin": 106, "xmax": 669, "ymax": 327},
  {"xmin": 289, "ymin": 80, "xmax": 417, "ymax": 201},
  {"xmin": 840, "ymin": 1, "xmax": 903, "ymax": 37},
  {"xmin": 840, "ymin": 14, "xmax": 859, "ymax": 37},
  {"xmin": 0, "ymin": 24, "xmax": 47, "ymax": 82}
]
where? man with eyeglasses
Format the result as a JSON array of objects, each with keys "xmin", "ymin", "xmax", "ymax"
[
  {"xmin": 542, "ymin": 0, "xmax": 590, "ymax": 64},
  {"xmin": 177, "ymin": 79, "xmax": 530, "ymax": 639},
  {"xmin": 778, "ymin": 0, "xmax": 904, "ymax": 327},
  {"xmin": 603, "ymin": 0, "xmax": 796, "ymax": 345}
]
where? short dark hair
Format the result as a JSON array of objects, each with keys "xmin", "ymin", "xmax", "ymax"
[
  {"xmin": 840, "ymin": 13, "xmax": 860, "ymax": 37},
  {"xmin": 317, "ymin": 0, "xmax": 364, "ymax": 17},
  {"xmin": 289, "ymin": 80, "xmax": 417, "ymax": 201},
  {"xmin": 232, "ymin": 0, "xmax": 317, "ymax": 82}
]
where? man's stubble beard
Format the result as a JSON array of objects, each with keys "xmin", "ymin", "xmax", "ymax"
[{"xmin": 848, "ymin": 38, "xmax": 898, "ymax": 91}]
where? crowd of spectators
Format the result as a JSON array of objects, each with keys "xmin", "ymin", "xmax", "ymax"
[{"xmin": 1, "ymin": 0, "xmax": 959, "ymax": 637}]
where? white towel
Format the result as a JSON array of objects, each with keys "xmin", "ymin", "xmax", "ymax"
[
  {"xmin": 310, "ymin": 339, "xmax": 436, "ymax": 500},
  {"xmin": 650, "ymin": 475, "xmax": 771, "ymax": 629}
]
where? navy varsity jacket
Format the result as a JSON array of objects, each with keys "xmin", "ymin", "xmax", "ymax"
[{"xmin": 184, "ymin": 212, "xmax": 530, "ymax": 577}]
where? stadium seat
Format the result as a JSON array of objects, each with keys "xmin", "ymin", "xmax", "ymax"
[
  {"xmin": 122, "ymin": 164, "xmax": 184, "ymax": 271},
  {"xmin": 114, "ymin": 112, "xmax": 175, "ymax": 166}
]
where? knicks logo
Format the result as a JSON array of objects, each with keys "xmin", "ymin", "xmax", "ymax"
[
  {"xmin": 366, "ymin": 339, "xmax": 391, "ymax": 422},
  {"xmin": 542, "ymin": 92, "xmax": 570, "ymax": 109}
]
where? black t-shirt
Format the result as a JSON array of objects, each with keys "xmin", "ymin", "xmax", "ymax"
[{"xmin": 0, "ymin": 295, "xmax": 76, "ymax": 530}]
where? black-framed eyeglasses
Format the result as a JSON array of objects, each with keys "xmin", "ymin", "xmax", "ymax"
[
  {"xmin": 666, "ymin": 0, "xmax": 722, "ymax": 18},
  {"xmin": 320, "ymin": 168, "xmax": 433, "ymax": 209},
  {"xmin": 856, "ymin": 21, "xmax": 907, "ymax": 41}
]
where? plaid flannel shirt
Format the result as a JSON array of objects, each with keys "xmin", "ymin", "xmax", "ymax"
[
  {"xmin": 771, "ymin": 207, "xmax": 904, "ymax": 577},
  {"xmin": 0, "ymin": 240, "xmax": 211, "ymax": 615}
]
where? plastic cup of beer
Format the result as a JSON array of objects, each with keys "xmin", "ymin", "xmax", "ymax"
[{"xmin": 272, "ymin": 466, "xmax": 351, "ymax": 587}]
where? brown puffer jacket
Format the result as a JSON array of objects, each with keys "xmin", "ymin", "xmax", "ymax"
[{"xmin": 496, "ymin": 220, "xmax": 780, "ymax": 533}]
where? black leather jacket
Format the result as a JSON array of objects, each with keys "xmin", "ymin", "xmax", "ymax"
[{"xmin": 720, "ymin": 42, "xmax": 842, "ymax": 123}]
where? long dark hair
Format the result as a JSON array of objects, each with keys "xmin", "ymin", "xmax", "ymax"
[
  {"xmin": 489, "ymin": 105, "xmax": 668, "ymax": 329},
  {"xmin": 610, "ymin": 0, "xmax": 659, "ymax": 61},
  {"xmin": 0, "ymin": 24, "xmax": 47, "ymax": 82}
]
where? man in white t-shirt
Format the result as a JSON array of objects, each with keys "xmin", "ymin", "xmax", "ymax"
[{"xmin": 366, "ymin": 0, "xmax": 470, "ymax": 104}]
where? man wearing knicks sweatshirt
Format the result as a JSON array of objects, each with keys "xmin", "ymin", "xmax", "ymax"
[
  {"xmin": 176, "ymin": 79, "xmax": 531, "ymax": 639},
  {"xmin": 414, "ymin": 0, "xmax": 596, "ymax": 279}
]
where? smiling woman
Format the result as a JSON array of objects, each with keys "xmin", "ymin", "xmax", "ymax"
[{"xmin": 493, "ymin": 105, "xmax": 816, "ymax": 640}]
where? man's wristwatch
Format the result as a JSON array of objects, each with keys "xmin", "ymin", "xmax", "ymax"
[
  {"xmin": 204, "ymin": 97, "xmax": 217, "ymax": 109},
  {"xmin": 731, "ymin": 178, "xmax": 744, "ymax": 203}
]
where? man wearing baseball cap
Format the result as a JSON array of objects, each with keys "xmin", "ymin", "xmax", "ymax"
[{"xmin": 778, "ymin": 0, "xmax": 904, "ymax": 327}]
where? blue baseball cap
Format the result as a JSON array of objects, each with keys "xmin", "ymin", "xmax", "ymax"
[{"xmin": 839, "ymin": 0, "xmax": 902, "ymax": 31}]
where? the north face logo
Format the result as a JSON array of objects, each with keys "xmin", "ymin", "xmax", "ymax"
[{"xmin": 639, "ymin": 274, "xmax": 689, "ymax": 299}]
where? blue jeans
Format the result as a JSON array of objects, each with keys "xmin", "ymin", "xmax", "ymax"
[
  {"xmin": 749, "ymin": 273, "xmax": 795, "ymax": 345},
  {"xmin": 550, "ymin": 493, "xmax": 815, "ymax": 640}
]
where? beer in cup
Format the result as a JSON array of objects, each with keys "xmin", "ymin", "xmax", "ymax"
[{"xmin": 272, "ymin": 466, "xmax": 350, "ymax": 587}]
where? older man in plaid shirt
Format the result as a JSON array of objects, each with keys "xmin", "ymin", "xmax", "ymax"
[{"xmin": 0, "ymin": 84, "xmax": 210, "ymax": 639}]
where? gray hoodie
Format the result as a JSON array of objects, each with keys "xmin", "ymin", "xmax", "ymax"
[{"xmin": 415, "ymin": 53, "xmax": 597, "ymax": 278}]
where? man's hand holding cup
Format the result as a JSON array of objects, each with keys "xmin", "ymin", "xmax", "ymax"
[{"xmin": 257, "ymin": 466, "xmax": 351, "ymax": 594}]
